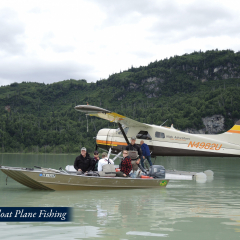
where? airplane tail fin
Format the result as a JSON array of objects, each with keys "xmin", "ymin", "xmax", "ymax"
[
  {"xmin": 222, "ymin": 120, "xmax": 240, "ymax": 146},
  {"xmin": 227, "ymin": 120, "xmax": 240, "ymax": 134}
]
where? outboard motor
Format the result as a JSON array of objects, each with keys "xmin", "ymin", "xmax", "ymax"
[{"xmin": 148, "ymin": 165, "xmax": 165, "ymax": 178}]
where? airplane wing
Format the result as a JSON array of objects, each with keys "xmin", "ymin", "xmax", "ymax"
[{"xmin": 74, "ymin": 105, "xmax": 150, "ymax": 128}]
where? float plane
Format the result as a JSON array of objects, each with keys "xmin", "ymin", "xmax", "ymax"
[{"xmin": 75, "ymin": 105, "xmax": 240, "ymax": 157}]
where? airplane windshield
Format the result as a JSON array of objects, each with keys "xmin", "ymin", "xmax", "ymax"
[{"xmin": 117, "ymin": 127, "xmax": 129, "ymax": 135}]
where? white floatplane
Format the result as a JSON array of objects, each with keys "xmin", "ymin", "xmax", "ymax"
[{"xmin": 75, "ymin": 105, "xmax": 240, "ymax": 158}]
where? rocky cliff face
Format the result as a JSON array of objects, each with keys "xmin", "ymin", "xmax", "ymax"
[
  {"xmin": 184, "ymin": 115, "xmax": 225, "ymax": 134},
  {"xmin": 126, "ymin": 77, "xmax": 164, "ymax": 98},
  {"xmin": 201, "ymin": 63, "xmax": 240, "ymax": 82},
  {"xmin": 121, "ymin": 61, "xmax": 240, "ymax": 100},
  {"xmin": 174, "ymin": 63, "xmax": 240, "ymax": 82}
]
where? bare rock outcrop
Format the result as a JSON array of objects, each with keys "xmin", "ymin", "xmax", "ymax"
[
  {"xmin": 142, "ymin": 77, "xmax": 165, "ymax": 84},
  {"xmin": 184, "ymin": 115, "xmax": 225, "ymax": 134}
]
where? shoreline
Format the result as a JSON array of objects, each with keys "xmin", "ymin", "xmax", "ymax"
[{"xmin": 0, "ymin": 152, "xmax": 90, "ymax": 155}]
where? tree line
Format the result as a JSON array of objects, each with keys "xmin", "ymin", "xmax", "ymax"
[{"xmin": 0, "ymin": 49, "xmax": 240, "ymax": 153}]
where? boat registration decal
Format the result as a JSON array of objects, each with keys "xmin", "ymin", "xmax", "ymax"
[
  {"xmin": 159, "ymin": 180, "xmax": 167, "ymax": 186},
  {"xmin": 39, "ymin": 173, "xmax": 56, "ymax": 178}
]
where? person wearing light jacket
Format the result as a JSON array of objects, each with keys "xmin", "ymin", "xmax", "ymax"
[{"xmin": 98, "ymin": 152, "xmax": 114, "ymax": 171}]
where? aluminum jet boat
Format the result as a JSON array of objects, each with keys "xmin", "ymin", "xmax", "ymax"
[{"xmin": 0, "ymin": 166, "xmax": 169, "ymax": 191}]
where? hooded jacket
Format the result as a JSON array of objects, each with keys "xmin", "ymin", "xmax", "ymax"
[{"xmin": 74, "ymin": 153, "xmax": 93, "ymax": 172}]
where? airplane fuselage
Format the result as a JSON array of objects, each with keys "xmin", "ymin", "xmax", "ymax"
[
  {"xmin": 96, "ymin": 125, "xmax": 240, "ymax": 157},
  {"xmin": 74, "ymin": 104, "xmax": 240, "ymax": 158}
]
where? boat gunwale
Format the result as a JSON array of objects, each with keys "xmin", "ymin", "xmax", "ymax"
[{"xmin": 0, "ymin": 166, "xmax": 168, "ymax": 181}]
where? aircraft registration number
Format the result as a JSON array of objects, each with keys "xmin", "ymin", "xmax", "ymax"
[{"xmin": 188, "ymin": 141, "xmax": 222, "ymax": 150}]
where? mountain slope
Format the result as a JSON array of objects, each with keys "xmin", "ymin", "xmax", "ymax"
[{"xmin": 0, "ymin": 49, "xmax": 240, "ymax": 153}]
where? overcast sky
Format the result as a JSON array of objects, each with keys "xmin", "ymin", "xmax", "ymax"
[{"xmin": 0, "ymin": 0, "xmax": 240, "ymax": 86}]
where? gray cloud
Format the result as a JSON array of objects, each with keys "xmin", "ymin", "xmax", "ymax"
[
  {"xmin": 0, "ymin": 7, "xmax": 96, "ymax": 86},
  {"xmin": 90, "ymin": 0, "xmax": 162, "ymax": 24},
  {"xmin": 50, "ymin": 44, "xmax": 76, "ymax": 53},
  {"xmin": 1, "ymin": 0, "xmax": 239, "ymax": 87},
  {"xmin": 0, "ymin": 59, "xmax": 96, "ymax": 86},
  {"xmin": 90, "ymin": 0, "xmax": 239, "ymax": 43},
  {"xmin": 130, "ymin": 50, "xmax": 155, "ymax": 60},
  {"xmin": 148, "ymin": 1, "xmax": 238, "ymax": 44},
  {"xmin": 28, "ymin": 7, "xmax": 42, "ymax": 14},
  {"xmin": 0, "ymin": 8, "xmax": 26, "ymax": 54},
  {"xmin": 40, "ymin": 32, "xmax": 76, "ymax": 53}
]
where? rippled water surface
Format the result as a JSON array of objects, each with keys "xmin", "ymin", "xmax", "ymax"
[{"xmin": 1, "ymin": 154, "xmax": 240, "ymax": 240}]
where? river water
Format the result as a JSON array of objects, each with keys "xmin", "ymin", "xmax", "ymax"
[{"xmin": 0, "ymin": 154, "xmax": 240, "ymax": 240}]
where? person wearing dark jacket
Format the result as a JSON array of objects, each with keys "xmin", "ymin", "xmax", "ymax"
[
  {"xmin": 140, "ymin": 140, "xmax": 152, "ymax": 169},
  {"xmin": 125, "ymin": 136, "xmax": 142, "ymax": 168},
  {"xmin": 74, "ymin": 147, "xmax": 93, "ymax": 172},
  {"xmin": 92, "ymin": 150, "xmax": 100, "ymax": 171}
]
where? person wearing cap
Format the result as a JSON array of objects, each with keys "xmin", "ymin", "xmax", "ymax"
[
  {"xmin": 74, "ymin": 147, "xmax": 93, "ymax": 172},
  {"xmin": 98, "ymin": 152, "xmax": 114, "ymax": 171},
  {"xmin": 125, "ymin": 136, "xmax": 142, "ymax": 170},
  {"xmin": 92, "ymin": 150, "xmax": 100, "ymax": 171}
]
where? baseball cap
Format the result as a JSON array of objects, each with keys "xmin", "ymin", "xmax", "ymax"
[
  {"xmin": 94, "ymin": 151, "xmax": 99, "ymax": 155},
  {"xmin": 131, "ymin": 136, "xmax": 136, "ymax": 140},
  {"xmin": 81, "ymin": 147, "xmax": 87, "ymax": 151}
]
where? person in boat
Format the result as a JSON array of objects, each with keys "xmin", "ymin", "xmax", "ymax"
[
  {"xmin": 98, "ymin": 152, "xmax": 114, "ymax": 171},
  {"xmin": 92, "ymin": 150, "xmax": 100, "ymax": 171},
  {"xmin": 74, "ymin": 147, "xmax": 93, "ymax": 173},
  {"xmin": 116, "ymin": 150, "xmax": 132, "ymax": 177},
  {"xmin": 140, "ymin": 140, "xmax": 152, "ymax": 169},
  {"xmin": 125, "ymin": 136, "xmax": 141, "ymax": 170}
]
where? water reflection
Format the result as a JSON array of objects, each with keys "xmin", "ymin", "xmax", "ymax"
[{"xmin": 1, "ymin": 154, "xmax": 240, "ymax": 239}]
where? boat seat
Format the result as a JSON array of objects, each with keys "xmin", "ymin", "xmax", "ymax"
[{"xmin": 65, "ymin": 165, "xmax": 76, "ymax": 172}]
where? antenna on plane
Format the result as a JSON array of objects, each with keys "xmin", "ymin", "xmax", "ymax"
[{"xmin": 160, "ymin": 119, "xmax": 168, "ymax": 126}]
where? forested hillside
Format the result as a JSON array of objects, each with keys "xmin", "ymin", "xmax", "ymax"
[{"xmin": 1, "ymin": 49, "xmax": 240, "ymax": 153}]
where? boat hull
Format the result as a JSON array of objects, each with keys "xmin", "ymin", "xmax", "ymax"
[{"xmin": 0, "ymin": 166, "xmax": 169, "ymax": 191}]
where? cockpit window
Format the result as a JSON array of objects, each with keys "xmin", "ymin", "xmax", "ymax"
[
  {"xmin": 124, "ymin": 127, "xmax": 129, "ymax": 135},
  {"xmin": 117, "ymin": 127, "xmax": 129, "ymax": 135},
  {"xmin": 155, "ymin": 132, "xmax": 165, "ymax": 138},
  {"xmin": 136, "ymin": 131, "xmax": 152, "ymax": 140}
]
